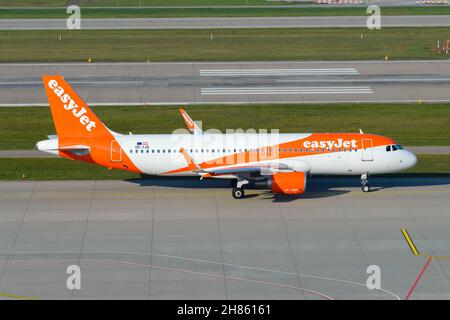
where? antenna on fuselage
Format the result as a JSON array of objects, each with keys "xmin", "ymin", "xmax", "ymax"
[{"xmin": 359, "ymin": 129, "xmax": 364, "ymax": 134}]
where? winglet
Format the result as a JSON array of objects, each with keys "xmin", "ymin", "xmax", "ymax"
[{"xmin": 179, "ymin": 108, "xmax": 202, "ymax": 135}]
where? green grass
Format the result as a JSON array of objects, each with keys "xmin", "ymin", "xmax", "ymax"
[
  {"xmin": 1, "ymin": 6, "xmax": 450, "ymax": 18},
  {"xmin": 0, "ymin": 0, "xmax": 66, "ymax": 7},
  {"xmin": 0, "ymin": 28, "xmax": 449, "ymax": 62},
  {"xmin": 0, "ymin": 4, "xmax": 450, "ymax": 19},
  {"xmin": 404, "ymin": 155, "xmax": 450, "ymax": 175},
  {"xmin": 1, "ymin": 104, "xmax": 449, "ymax": 151},
  {"xmin": 0, "ymin": 154, "xmax": 448, "ymax": 180},
  {"xmin": 0, "ymin": 0, "xmax": 280, "ymax": 7},
  {"xmin": 78, "ymin": 0, "xmax": 298, "ymax": 6},
  {"xmin": 0, "ymin": 158, "xmax": 139, "ymax": 180}
]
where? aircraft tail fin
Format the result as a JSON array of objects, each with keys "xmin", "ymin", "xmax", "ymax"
[{"xmin": 42, "ymin": 75, "xmax": 111, "ymax": 141}]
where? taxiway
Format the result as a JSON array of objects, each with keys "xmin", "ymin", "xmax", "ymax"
[{"xmin": 0, "ymin": 178, "xmax": 449, "ymax": 299}]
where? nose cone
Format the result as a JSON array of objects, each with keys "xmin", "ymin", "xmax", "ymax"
[{"xmin": 404, "ymin": 150, "xmax": 418, "ymax": 169}]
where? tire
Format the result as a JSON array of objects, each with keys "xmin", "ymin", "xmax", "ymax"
[
  {"xmin": 362, "ymin": 185, "xmax": 371, "ymax": 193},
  {"xmin": 232, "ymin": 188, "xmax": 245, "ymax": 199}
]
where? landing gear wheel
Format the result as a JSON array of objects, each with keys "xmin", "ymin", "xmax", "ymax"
[
  {"xmin": 232, "ymin": 188, "xmax": 245, "ymax": 199},
  {"xmin": 360, "ymin": 174, "xmax": 371, "ymax": 193}
]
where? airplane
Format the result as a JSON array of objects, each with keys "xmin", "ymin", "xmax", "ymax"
[
  {"xmin": 37, "ymin": 75, "xmax": 417, "ymax": 199},
  {"xmin": 179, "ymin": 108, "xmax": 203, "ymax": 135}
]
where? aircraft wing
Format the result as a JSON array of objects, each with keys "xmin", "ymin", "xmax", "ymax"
[
  {"xmin": 179, "ymin": 148, "xmax": 298, "ymax": 178},
  {"xmin": 200, "ymin": 163, "xmax": 294, "ymax": 179}
]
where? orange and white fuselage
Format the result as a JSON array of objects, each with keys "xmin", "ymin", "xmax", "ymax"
[{"xmin": 37, "ymin": 76, "xmax": 417, "ymax": 198}]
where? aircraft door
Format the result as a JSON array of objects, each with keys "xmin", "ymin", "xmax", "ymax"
[
  {"xmin": 361, "ymin": 139, "xmax": 373, "ymax": 161},
  {"xmin": 111, "ymin": 140, "xmax": 122, "ymax": 163}
]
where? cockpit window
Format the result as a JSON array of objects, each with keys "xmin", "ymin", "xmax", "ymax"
[
  {"xmin": 386, "ymin": 145, "xmax": 391, "ymax": 152},
  {"xmin": 392, "ymin": 145, "xmax": 398, "ymax": 151},
  {"xmin": 396, "ymin": 144, "xmax": 404, "ymax": 150}
]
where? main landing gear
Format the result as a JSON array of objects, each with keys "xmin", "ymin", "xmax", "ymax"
[
  {"xmin": 232, "ymin": 188, "xmax": 245, "ymax": 199},
  {"xmin": 361, "ymin": 174, "xmax": 371, "ymax": 192},
  {"xmin": 232, "ymin": 179, "xmax": 249, "ymax": 199}
]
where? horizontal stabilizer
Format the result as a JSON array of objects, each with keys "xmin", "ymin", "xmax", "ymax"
[{"xmin": 59, "ymin": 145, "xmax": 90, "ymax": 156}]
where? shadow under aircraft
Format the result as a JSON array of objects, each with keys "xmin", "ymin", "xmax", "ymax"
[{"xmin": 126, "ymin": 174, "xmax": 450, "ymax": 202}]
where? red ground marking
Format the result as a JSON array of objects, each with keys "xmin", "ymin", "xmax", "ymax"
[{"xmin": 405, "ymin": 257, "xmax": 433, "ymax": 300}]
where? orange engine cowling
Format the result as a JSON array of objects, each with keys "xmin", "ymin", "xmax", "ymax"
[{"xmin": 270, "ymin": 172, "xmax": 307, "ymax": 195}]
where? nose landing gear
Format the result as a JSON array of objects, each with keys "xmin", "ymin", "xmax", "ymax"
[{"xmin": 361, "ymin": 174, "xmax": 371, "ymax": 192}]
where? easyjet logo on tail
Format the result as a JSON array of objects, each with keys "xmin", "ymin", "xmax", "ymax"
[
  {"xmin": 303, "ymin": 139, "xmax": 357, "ymax": 149},
  {"xmin": 48, "ymin": 79, "xmax": 96, "ymax": 132}
]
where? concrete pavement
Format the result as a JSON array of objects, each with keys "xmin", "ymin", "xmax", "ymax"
[
  {"xmin": 1, "ymin": 16, "xmax": 449, "ymax": 30},
  {"xmin": 0, "ymin": 60, "xmax": 449, "ymax": 105},
  {"xmin": 0, "ymin": 178, "xmax": 449, "ymax": 299}
]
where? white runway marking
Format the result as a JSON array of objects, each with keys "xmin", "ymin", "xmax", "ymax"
[
  {"xmin": 0, "ymin": 250, "xmax": 401, "ymax": 300},
  {"xmin": 200, "ymin": 68, "xmax": 359, "ymax": 76},
  {"xmin": 201, "ymin": 86, "xmax": 373, "ymax": 95}
]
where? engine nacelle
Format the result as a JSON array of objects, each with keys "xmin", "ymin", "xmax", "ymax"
[{"xmin": 269, "ymin": 172, "xmax": 307, "ymax": 195}]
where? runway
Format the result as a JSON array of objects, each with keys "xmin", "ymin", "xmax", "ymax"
[
  {"xmin": 0, "ymin": 177, "xmax": 449, "ymax": 299},
  {"xmin": 0, "ymin": 60, "xmax": 450, "ymax": 105},
  {"xmin": 1, "ymin": 16, "xmax": 450, "ymax": 30}
]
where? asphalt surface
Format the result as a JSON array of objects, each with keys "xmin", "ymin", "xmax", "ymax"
[
  {"xmin": 0, "ymin": 0, "xmax": 428, "ymax": 9},
  {"xmin": 0, "ymin": 60, "xmax": 449, "ymax": 105},
  {"xmin": 0, "ymin": 0, "xmax": 436, "ymax": 9},
  {"xmin": 0, "ymin": 177, "xmax": 449, "ymax": 299},
  {"xmin": 0, "ymin": 147, "xmax": 448, "ymax": 159},
  {"xmin": 1, "ymin": 15, "xmax": 450, "ymax": 30}
]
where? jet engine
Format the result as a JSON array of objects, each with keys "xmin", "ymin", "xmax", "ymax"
[{"xmin": 268, "ymin": 172, "xmax": 307, "ymax": 195}]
